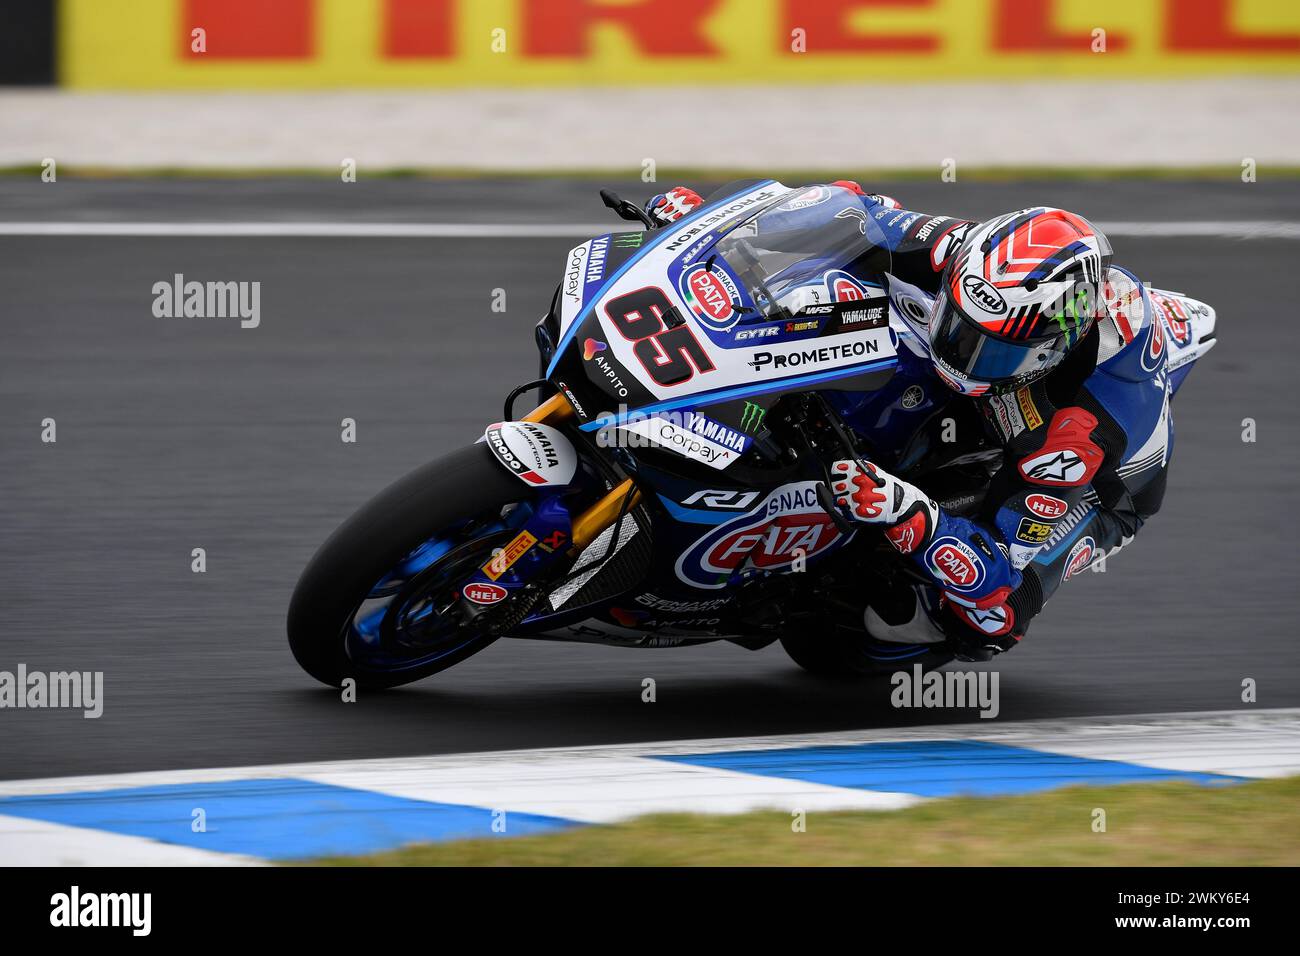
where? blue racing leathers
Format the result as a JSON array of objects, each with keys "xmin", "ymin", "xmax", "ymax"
[{"xmin": 843, "ymin": 193, "xmax": 1175, "ymax": 646}]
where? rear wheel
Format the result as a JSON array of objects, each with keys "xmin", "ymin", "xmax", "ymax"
[
  {"xmin": 287, "ymin": 444, "xmax": 532, "ymax": 689},
  {"xmin": 780, "ymin": 625, "xmax": 953, "ymax": 678}
]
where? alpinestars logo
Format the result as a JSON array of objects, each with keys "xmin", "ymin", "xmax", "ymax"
[
  {"xmin": 959, "ymin": 603, "xmax": 1014, "ymax": 637},
  {"xmin": 1019, "ymin": 449, "xmax": 1088, "ymax": 485}
]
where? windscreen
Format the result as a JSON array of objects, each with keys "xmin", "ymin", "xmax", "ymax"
[{"xmin": 707, "ymin": 184, "xmax": 893, "ymax": 324}]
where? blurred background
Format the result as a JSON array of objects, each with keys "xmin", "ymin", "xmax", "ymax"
[{"xmin": 1, "ymin": 0, "xmax": 1298, "ymax": 172}]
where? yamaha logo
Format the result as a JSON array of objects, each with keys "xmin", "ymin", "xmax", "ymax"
[{"xmin": 962, "ymin": 275, "xmax": 1007, "ymax": 315}]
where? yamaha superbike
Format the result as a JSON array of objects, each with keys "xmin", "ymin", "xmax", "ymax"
[{"xmin": 287, "ymin": 181, "xmax": 1215, "ymax": 688}]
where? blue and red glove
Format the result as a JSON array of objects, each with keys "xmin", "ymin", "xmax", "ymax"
[{"xmin": 645, "ymin": 187, "xmax": 703, "ymax": 227}]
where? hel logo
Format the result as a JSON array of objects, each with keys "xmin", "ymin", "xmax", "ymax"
[
  {"xmin": 676, "ymin": 481, "xmax": 848, "ymax": 589},
  {"xmin": 679, "ymin": 263, "xmax": 743, "ymax": 331},
  {"xmin": 1026, "ymin": 492, "xmax": 1068, "ymax": 519},
  {"xmin": 925, "ymin": 537, "xmax": 985, "ymax": 592},
  {"xmin": 462, "ymin": 582, "xmax": 508, "ymax": 605},
  {"xmin": 962, "ymin": 275, "xmax": 1007, "ymax": 315},
  {"xmin": 1063, "ymin": 536, "xmax": 1097, "ymax": 581},
  {"xmin": 583, "ymin": 338, "xmax": 607, "ymax": 361}
]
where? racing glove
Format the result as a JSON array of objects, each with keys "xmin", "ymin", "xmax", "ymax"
[
  {"xmin": 830, "ymin": 459, "xmax": 936, "ymax": 528},
  {"xmin": 830, "ymin": 180, "xmax": 901, "ymax": 210},
  {"xmin": 645, "ymin": 187, "xmax": 703, "ymax": 227}
]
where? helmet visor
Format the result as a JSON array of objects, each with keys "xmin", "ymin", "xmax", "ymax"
[{"xmin": 928, "ymin": 289, "xmax": 1070, "ymax": 388}]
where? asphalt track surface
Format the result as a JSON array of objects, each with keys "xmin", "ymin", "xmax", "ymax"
[{"xmin": 2, "ymin": 178, "xmax": 1298, "ymax": 780}]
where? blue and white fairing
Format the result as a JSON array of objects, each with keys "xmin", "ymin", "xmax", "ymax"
[{"xmin": 545, "ymin": 182, "xmax": 901, "ymax": 468}]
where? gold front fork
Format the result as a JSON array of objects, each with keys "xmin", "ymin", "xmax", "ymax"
[
  {"xmin": 522, "ymin": 392, "xmax": 574, "ymax": 426},
  {"xmin": 520, "ymin": 392, "xmax": 641, "ymax": 550},
  {"xmin": 571, "ymin": 479, "xmax": 641, "ymax": 550}
]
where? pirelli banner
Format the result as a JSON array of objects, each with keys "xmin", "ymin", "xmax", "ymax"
[{"xmin": 60, "ymin": 0, "xmax": 1300, "ymax": 89}]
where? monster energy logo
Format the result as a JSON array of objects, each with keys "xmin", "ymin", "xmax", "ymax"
[
  {"xmin": 1050, "ymin": 285, "xmax": 1095, "ymax": 335},
  {"xmin": 613, "ymin": 233, "xmax": 645, "ymax": 249},
  {"xmin": 739, "ymin": 402, "xmax": 766, "ymax": 433}
]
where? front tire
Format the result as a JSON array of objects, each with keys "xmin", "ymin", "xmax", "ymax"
[{"xmin": 287, "ymin": 444, "xmax": 528, "ymax": 690}]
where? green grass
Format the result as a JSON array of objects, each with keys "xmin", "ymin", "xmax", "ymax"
[
  {"xmin": 3, "ymin": 164, "xmax": 1299, "ymax": 181},
  {"xmin": 305, "ymin": 776, "xmax": 1300, "ymax": 866}
]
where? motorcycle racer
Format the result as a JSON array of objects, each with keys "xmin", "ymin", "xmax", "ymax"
[{"xmin": 645, "ymin": 183, "xmax": 1174, "ymax": 660}]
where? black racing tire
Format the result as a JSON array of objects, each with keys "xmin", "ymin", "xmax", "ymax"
[
  {"xmin": 779, "ymin": 626, "xmax": 954, "ymax": 678},
  {"xmin": 287, "ymin": 443, "xmax": 528, "ymax": 690}
]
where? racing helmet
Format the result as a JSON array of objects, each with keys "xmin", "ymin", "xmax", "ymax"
[{"xmin": 928, "ymin": 207, "xmax": 1112, "ymax": 396}]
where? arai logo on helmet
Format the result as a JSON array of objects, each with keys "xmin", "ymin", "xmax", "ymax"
[
  {"xmin": 962, "ymin": 275, "xmax": 1007, "ymax": 315},
  {"xmin": 679, "ymin": 263, "xmax": 743, "ymax": 332}
]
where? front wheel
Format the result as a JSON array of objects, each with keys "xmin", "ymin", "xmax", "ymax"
[{"xmin": 287, "ymin": 444, "xmax": 532, "ymax": 689}]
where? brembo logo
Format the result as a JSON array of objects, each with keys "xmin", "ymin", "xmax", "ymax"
[{"xmin": 962, "ymin": 275, "xmax": 1007, "ymax": 315}]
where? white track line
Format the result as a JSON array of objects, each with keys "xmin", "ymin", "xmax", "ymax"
[
  {"xmin": 0, "ymin": 815, "xmax": 264, "ymax": 867},
  {"xmin": 2, "ymin": 709, "xmax": 1295, "ymax": 865},
  {"xmin": 0, "ymin": 220, "xmax": 1297, "ymax": 239},
  {"xmin": 1, "ymin": 708, "xmax": 1295, "ymax": 800}
]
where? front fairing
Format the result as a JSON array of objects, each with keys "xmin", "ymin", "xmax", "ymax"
[{"xmin": 543, "ymin": 181, "xmax": 900, "ymax": 480}]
